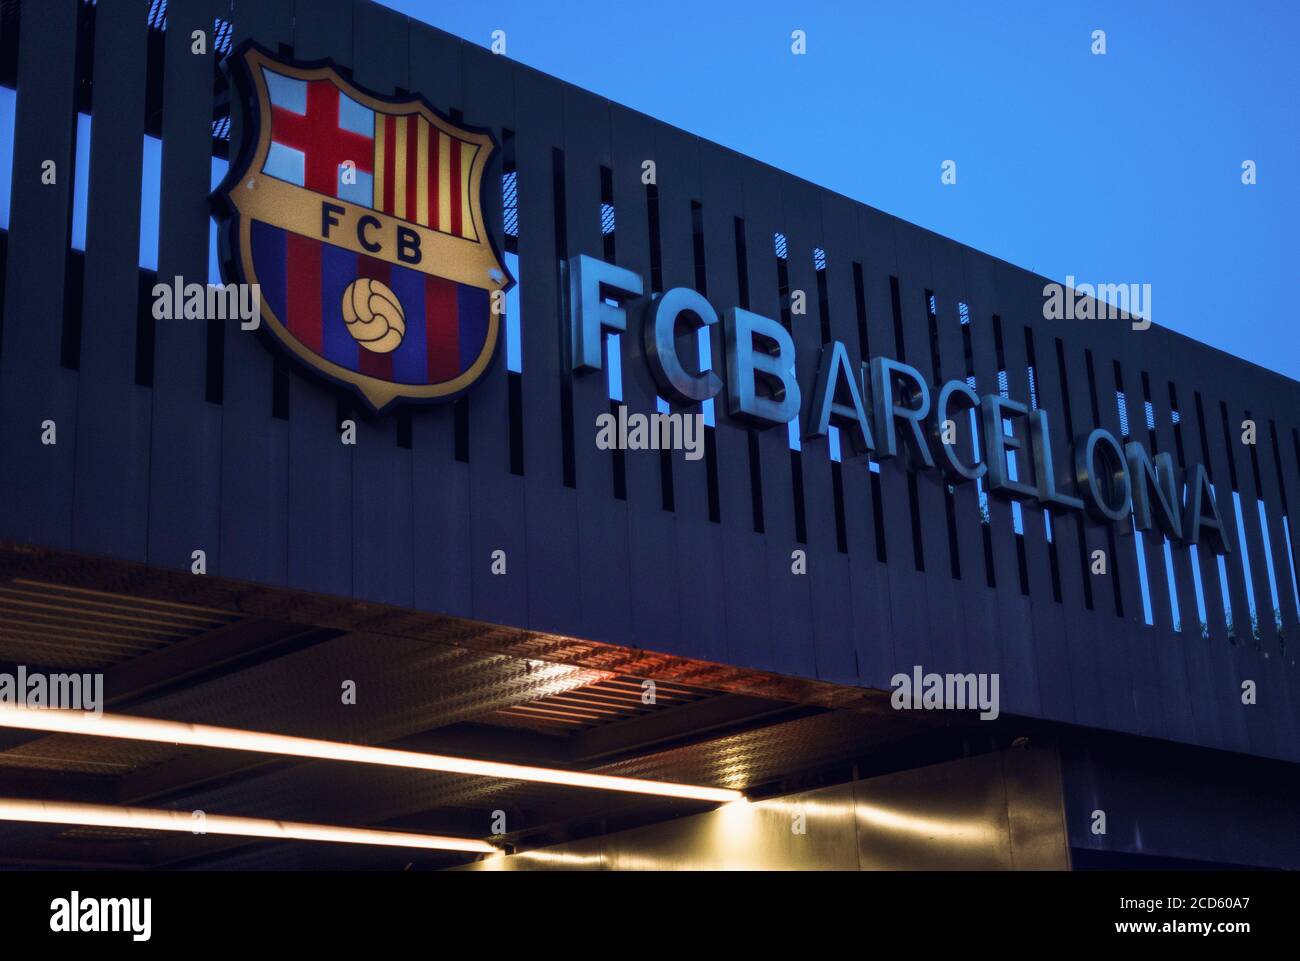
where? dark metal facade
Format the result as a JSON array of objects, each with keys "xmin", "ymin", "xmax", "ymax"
[{"xmin": 2, "ymin": 0, "xmax": 1299, "ymax": 774}]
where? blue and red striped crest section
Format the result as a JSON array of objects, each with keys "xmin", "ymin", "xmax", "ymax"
[
  {"xmin": 252, "ymin": 223, "xmax": 489, "ymax": 386},
  {"xmin": 216, "ymin": 45, "xmax": 512, "ymax": 411}
]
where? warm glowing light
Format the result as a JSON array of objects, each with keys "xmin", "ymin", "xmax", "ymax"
[
  {"xmin": 0, "ymin": 798, "xmax": 496, "ymax": 853},
  {"xmin": 855, "ymin": 801, "xmax": 990, "ymax": 843},
  {"xmin": 0, "ymin": 706, "xmax": 743, "ymax": 804},
  {"xmin": 514, "ymin": 849, "xmax": 604, "ymax": 867}
]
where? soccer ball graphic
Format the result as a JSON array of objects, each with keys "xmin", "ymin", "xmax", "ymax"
[{"xmin": 342, "ymin": 278, "xmax": 406, "ymax": 354}]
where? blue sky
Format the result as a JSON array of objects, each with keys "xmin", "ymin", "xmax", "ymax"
[{"xmin": 384, "ymin": 0, "xmax": 1299, "ymax": 380}]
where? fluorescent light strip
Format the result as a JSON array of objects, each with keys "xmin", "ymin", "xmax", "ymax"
[
  {"xmin": 0, "ymin": 706, "xmax": 743, "ymax": 804},
  {"xmin": 0, "ymin": 798, "xmax": 496, "ymax": 854}
]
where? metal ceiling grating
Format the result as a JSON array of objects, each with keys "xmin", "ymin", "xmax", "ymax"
[
  {"xmin": 0, "ymin": 733, "xmax": 184, "ymax": 775},
  {"xmin": 486, "ymin": 676, "xmax": 714, "ymax": 733},
  {"xmin": 0, "ymin": 578, "xmax": 241, "ymax": 669}
]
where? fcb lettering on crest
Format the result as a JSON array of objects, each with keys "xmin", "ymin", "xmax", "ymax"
[{"xmin": 213, "ymin": 44, "xmax": 513, "ymax": 411}]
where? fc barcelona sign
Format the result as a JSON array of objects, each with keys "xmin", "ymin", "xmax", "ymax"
[{"xmin": 215, "ymin": 44, "xmax": 513, "ymax": 411}]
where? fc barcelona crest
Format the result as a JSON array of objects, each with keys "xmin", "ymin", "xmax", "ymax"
[{"xmin": 214, "ymin": 44, "xmax": 513, "ymax": 411}]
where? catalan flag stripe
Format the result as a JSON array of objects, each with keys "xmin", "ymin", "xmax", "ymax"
[
  {"xmin": 437, "ymin": 131, "xmax": 452, "ymax": 233},
  {"xmin": 448, "ymin": 136, "xmax": 462, "ymax": 237},
  {"xmin": 415, "ymin": 119, "xmax": 430, "ymax": 227},
  {"xmin": 460, "ymin": 141, "xmax": 477, "ymax": 241},
  {"xmin": 434, "ymin": 124, "xmax": 444, "ymax": 230},
  {"xmin": 393, "ymin": 116, "xmax": 408, "ymax": 218},
  {"xmin": 382, "ymin": 115, "xmax": 396, "ymax": 215},
  {"xmin": 369, "ymin": 112, "xmax": 474, "ymax": 237},
  {"xmin": 373, "ymin": 113, "xmax": 386, "ymax": 209}
]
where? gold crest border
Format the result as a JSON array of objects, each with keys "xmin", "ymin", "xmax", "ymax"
[{"xmin": 227, "ymin": 47, "xmax": 504, "ymax": 411}]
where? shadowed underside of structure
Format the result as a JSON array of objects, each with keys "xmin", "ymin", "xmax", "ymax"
[{"xmin": 0, "ymin": 543, "xmax": 998, "ymax": 870}]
